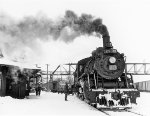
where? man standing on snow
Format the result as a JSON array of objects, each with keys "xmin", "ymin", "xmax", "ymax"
[
  {"xmin": 64, "ymin": 82, "xmax": 69, "ymax": 101},
  {"xmin": 35, "ymin": 84, "xmax": 41, "ymax": 96},
  {"xmin": 37, "ymin": 85, "xmax": 41, "ymax": 96}
]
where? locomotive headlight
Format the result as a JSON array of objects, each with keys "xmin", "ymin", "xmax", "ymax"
[{"xmin": 109, "ymin": 57, "xmax": 116, "ymax": 64}]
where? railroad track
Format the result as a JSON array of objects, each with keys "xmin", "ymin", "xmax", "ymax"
[
  {"xmin": 98, "ymin": 109, "xmax": 111, "ymax": 116},
  {"xmin": 98, "ymin": 108, "xmax": 144, "ymax": 116},
  {"xmin": 124, "ymin": 109, "xmax": 144, "ymax": 116}
]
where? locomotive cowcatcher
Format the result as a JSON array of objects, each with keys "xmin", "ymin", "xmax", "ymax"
[{"xmin": 74, "ymin": 24, "xmax": 140, "ymax": 109}]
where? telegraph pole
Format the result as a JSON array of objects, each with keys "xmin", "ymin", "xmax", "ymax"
[{"xmin": 46, "ymin": 64, "xmax": 49, "ymax": 91}]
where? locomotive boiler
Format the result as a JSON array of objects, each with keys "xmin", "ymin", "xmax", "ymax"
[{"xmin": 74, "ymin": 24, "xmax": 140, "ymax": 109}]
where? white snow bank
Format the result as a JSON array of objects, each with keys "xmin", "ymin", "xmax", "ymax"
[
  {"xmin": 0, "ymin": 91, "xmax": 150, "ymax": 116},
  {"xmin": 0, "ymin": 91, "xmax": 105, "ymax": 116},
  {"xmin": 131, "ymin": 92, "xmax": 150, "ymax": 116}
]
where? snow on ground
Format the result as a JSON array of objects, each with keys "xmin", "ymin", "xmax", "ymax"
[
  {"xmin": 0, "ymin": 91, "xmax": 150, "ymax": 116},
  {"xmin": 131, "ymin": 92, "xmax": 150, "ymax": 116},
  {"xmin": 0, "ymin": 91, "xmax": 105, "ymax": 116},
  {"xmin": 104, "ymin": 92, "xmax": 150, "ymax": 116}
]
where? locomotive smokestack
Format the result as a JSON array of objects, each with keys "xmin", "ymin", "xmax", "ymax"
[
  {"xmin": 100, "ymin": 25, "xmax": 113, "ymax": 49},
  {"xmin": 92, "ymin": 19, "xmax": 112, "ymax": 48}
]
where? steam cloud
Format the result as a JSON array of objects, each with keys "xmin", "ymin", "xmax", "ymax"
[{"xmin": 0, "ymin": 10, "xmax": 108, "ymax": 62}]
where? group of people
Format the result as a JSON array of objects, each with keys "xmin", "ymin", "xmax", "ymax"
[
  {"xmin": 35, "ymin": 82, "xmax": 71, "ymax": 101},
  {"xmin": 25, "ymin": 84, "xmax": 42, "ymax": 98},
  {"xmin": 26, "ymin": 82, "xmax": 71, "ymax": 100}
]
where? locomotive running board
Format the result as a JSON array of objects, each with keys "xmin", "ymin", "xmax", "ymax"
[{"xmin": 91, "ymin": 88, "xmax": 138, "ymax": 92}]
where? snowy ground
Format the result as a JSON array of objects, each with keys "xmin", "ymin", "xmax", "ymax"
[
  {"xmin": 131, "ymin": 92, "xmax": 150, "ymax": 116},
  {"xmin": 0, "ymin": 91, "xmax": 150, "ymax": 116},
  {"xmin": 0, "ymin": 92, "xmax": 105, "ymax": 116}
]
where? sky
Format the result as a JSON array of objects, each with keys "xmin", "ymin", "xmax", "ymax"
[{"xmin": 0, "ymin": 0, "xmax": 150, "ymax": 72}]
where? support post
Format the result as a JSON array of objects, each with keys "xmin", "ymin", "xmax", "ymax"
[
  {"xmin": 46, "ymin": 64, "xmax": 49, "ymax": 91},
  {"xmin": 125, "ymin": 64, "xmax": 129, "ymax": 88},
  {"xmin": 144, "ymin": 64, "xmax": 146, "ymax": 74},
  {"xmin": 69, "ymin": 63, "xmax": 71, "ymax": 75}
]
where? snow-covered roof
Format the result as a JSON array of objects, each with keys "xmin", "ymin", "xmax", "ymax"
[
  {"xmin": 0, "ymin": 57, "xmax": 40, "ymax": 70},
  {"xmin": 0, "ymin": 57, "xmax": 20, "ymax": 67}
]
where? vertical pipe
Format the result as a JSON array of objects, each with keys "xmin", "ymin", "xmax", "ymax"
[
  {"xmin": 93, "ymin": 73, "xmax": 97, "ymax": 89},
  {"xmin": 96, "ymin": 73, "xmax": 98, "ymax": 88}
]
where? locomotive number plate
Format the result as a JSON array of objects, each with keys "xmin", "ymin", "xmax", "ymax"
[
  {"xmin": 109, "ymin": 65, "xmax": 117, "ymax": 70},
  {"xmin": 104, "ymin": 49, "xmax": 117, "ymax": 54}
]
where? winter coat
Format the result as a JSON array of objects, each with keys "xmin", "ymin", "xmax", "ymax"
[
  {"xmin": 36, "ymin": 86, "xmax": 41, "ymax": 91},
  {"xmin": 64, "ymin": 84, "xmax": 69, "ymax": 93}
]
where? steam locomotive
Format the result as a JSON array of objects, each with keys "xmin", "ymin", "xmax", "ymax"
[{"xmin": 74, "ymin": 24, "xmax": 140, "ymax": 109}]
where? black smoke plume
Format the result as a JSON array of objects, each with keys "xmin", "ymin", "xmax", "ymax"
[
  {"xmin": 0, "ymin": 10, "xmax": 108, "ymax": 61},
  {"xmin": 0, "ymin": 10, "xmax": 108, "ymax": 42}
]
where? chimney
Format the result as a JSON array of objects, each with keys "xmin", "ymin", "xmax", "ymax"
[
  {"xmin": 100, "ymin": 25, "xmax": 113, "ymax": 49},
  {"xmin": 102, "ymin": 35, "xmax": 113, "ymax": 49}
]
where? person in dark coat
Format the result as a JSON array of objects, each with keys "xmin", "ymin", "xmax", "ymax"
[
  {"xmin": 35, "ymin": 84, "xmax": 41, "ymax": 96},
  {"xmin": 25, "ymin": 83, "xmax": 31, "ymax": 99},
  {"xmin": 37, "ymin": 85, "xmax": 41, "ymax": 96},
  {"xmin": 64, "ymin": 82, "xmax": 69, "ymax": 101},
  {"xmin": 35, "ymin": 85, "xmax": 38, "ymax": 96}
]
